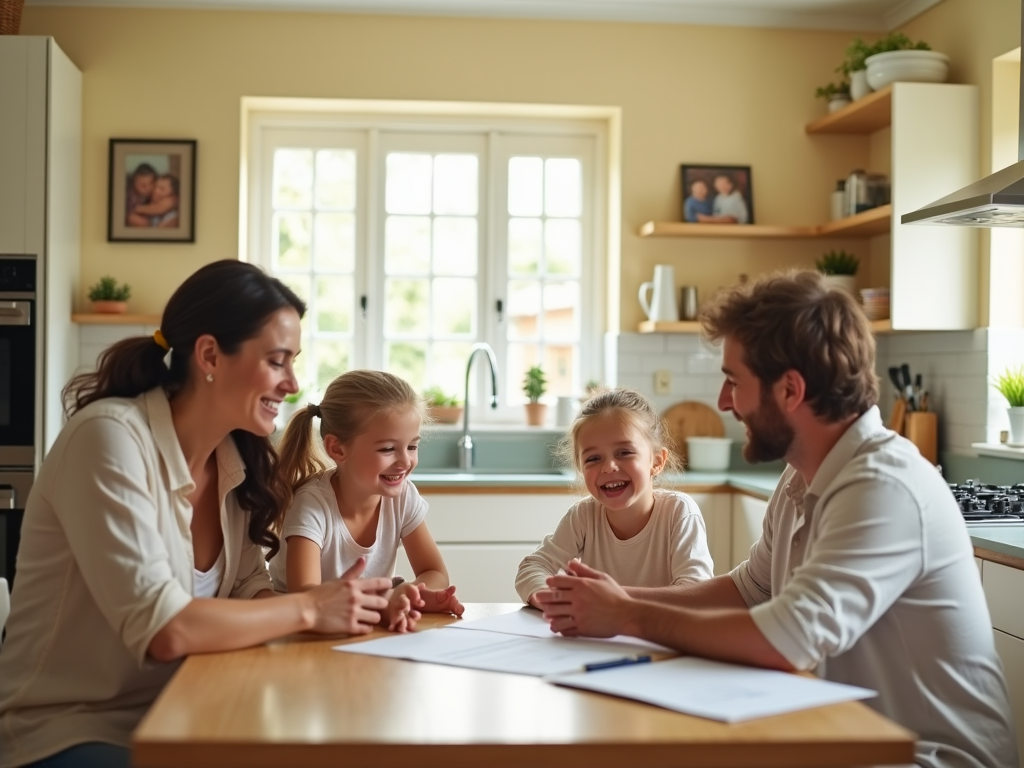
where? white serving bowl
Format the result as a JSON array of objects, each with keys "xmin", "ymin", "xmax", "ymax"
[
  {"xmin": 865, "ymin": 50, "xmax": 949, "ymax": 90},
  {"xmin": 685, "ymin": 437, "xmax": 733, "ymax": 472}
]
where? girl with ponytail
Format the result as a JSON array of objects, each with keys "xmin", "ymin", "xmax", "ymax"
[
  {"xmin": 270, "ymin": 369, "xmax": 464, "ymax": 632},
  {"xmin": 0, "ymin": 261, "xmax": 392, "ymax": 768}
]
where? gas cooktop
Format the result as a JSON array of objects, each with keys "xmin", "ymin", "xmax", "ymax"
[{"xmin": 949, "ymin": 481, "xmax": 1024, "ymax": 525}]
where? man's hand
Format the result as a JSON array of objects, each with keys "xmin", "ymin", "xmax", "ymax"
[{"xmin": 534, "ymin": 559, "xmax": 634, "ymax": 638}]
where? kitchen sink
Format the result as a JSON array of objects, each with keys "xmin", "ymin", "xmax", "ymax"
[{"xmin": 413, "ymin": 467, "xmax": 573, "ymax": 477}]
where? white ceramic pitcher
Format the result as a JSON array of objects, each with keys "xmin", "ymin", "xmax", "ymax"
[{"xmin": 638, "ymin": 264, "xmax": 678, "ymax": 322}]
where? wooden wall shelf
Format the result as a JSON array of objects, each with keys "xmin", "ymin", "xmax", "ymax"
[
  {"xmin": 72, "ymin": 313, "xmax": 161, "ymax": 325},
  {"xmin": 639, "ymin": 318, "xmax": 893, "ymax": 334},
  {"xmin": 805, "ymin": 85, "xmax": 893, "ymax": 135},
  {"xmin": 639, "ymin": 205, "xmax": 891, "ymax": 240}
]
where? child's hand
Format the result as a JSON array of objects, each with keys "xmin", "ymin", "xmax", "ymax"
[
  {"xmin": 385, "ymin": 582, "xmax": 424, "ymax": 633},
  {"xmin": 417, "ymin": 584, "xmax": 465, "ymax": 617}
]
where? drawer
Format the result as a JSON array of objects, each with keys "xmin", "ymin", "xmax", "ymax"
[
  {"xmin": 418, "ymin": 493, "xmax": 578, "ymax": 542},
  {"xmin": 983, "ymin": 561, "xmax": 1024, "ymax": 640}
]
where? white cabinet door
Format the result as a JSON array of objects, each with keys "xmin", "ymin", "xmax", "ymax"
[
  {"xmin": 686, "ymin": 493, "xmax": 731, "ymax": 576},
  {"xmin": 984, "ymin": 561, "xmax": 1024, "ymax": 640},
  {"xmin": 417, "ymin": 492, "xmax": 576, "ymax": 542},
  {"xmin": 993, "ymin": 629, "xmax": 1024, "ymax": 767},
  {"xmin": 396, "ymin": 543, "xmax": 536, "ymax": 603},
  {"xmin": 731, "ymin": 494, "xmax": 768, "ymax": 571}
]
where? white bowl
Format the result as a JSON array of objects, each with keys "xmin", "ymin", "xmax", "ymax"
[
  {"xmin": 865, "ymin": 50, "xmax": 949, "ymax": 90},
  {"xmin": 685, "ymin": 437, "xmax": 733, "ymax": 472}
]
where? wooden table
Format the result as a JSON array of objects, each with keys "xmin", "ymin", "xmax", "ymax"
[{"xmin": 133, "ymin": 604, "xmax": 915, "ymax": 768}]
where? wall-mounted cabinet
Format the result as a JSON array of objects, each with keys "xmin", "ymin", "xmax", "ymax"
[{"xmin": 637, "ymin": 83, "xmax": 979, "ymax": 333}]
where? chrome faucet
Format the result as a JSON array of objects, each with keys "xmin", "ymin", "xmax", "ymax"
[{"xmin": 457, "ymin": 342, "xmax": 499, "ymax": 470}]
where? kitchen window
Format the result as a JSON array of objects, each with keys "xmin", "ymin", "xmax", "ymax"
[{"xmin": 245, "ymin": 105, "xmax": 610, "ymax": 418}]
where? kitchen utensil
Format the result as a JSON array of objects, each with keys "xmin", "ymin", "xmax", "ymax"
[
  {"xmin": 661, "ymin": 401, "xmax": 726, "ymax": 466},
  {"xmin": 900, "ymin": 364, "xmax": 914, "ymax": 410},
  {"xmin": 889, "ymin": 395, "xmax": 907, "ymax": 435},
  {"xmin": 638, "ymin": 265, "xmax": 678, "ymax": 323},
  {"xmin": 679, "ymin": 286, "xmax": 698, "ymax": 321},
  {"xmin": 887, "ymin": 366, "xmax": 903, "ymax": 398},
  {"xmin": 685, "ymin": 436, "xmax": 733, "ymax": 471}
]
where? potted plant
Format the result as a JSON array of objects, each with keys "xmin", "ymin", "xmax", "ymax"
[
  {"xmin": 864, "ymin": 33, "xmax": 946, "ymax": 91},
  {"xmin": 88, "ymin": 275, "xmax": 131, "ymax": 314},
  {"xmin": 423, "ymin": 385, "xmax": 464, "ymax": 425},
  {"xmin": 993, "ymin": 366, "xmax": 1024, "ymax": 445},
  {"xmin": 522, "ymin": 365, "xmax": 547, "ymax": 427},
  {"xmin": 815, "ymin": 81, "xmax": 851, "ymax": 113},
  {"xmin": 837, "ymin": 37, "xmax": 876, "ymax": 100},
  {"xmin": 816, "ymin": 250, "xmax": 859, "ymax": 296}
]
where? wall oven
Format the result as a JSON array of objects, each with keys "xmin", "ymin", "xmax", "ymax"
[{"xmin": 0, "ymin": 255, "xmax": 37, "ymax": 585}]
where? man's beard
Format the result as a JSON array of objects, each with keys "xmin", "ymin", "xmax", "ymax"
[{"xmin": 740, "ymin": 387, "xmax": 795, "ymax": 464}]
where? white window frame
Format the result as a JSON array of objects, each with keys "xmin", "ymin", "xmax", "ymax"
[{"xmin": 242, "ymin": 99, "xmax": 619, "ymax": 421}]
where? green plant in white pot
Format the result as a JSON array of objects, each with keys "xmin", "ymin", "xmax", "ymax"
[
  {"xmin": 994, "ymin": 366, "xmax": 1024, "ymax": 446},
  {"xmin": 522, "ymin": 365, "xmax": 548, "ymax": 427},
  {"xmin": 816, "ymin": 250, "xmax": 859, "ymax": 297}
]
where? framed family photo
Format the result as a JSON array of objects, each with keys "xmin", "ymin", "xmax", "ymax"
[
  {"xmin": 681, "ymin": 164, "xmax": 754, "ymax": 225},
  {"xmin": 108, "ymin": 138, "xmax": 196, "ymax": 243}
]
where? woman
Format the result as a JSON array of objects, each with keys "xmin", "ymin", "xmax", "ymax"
[{"xmin": 0, "ymin": 261, "xmax": 391, "ymax": 768}]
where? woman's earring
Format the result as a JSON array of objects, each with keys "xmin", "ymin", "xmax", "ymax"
[{"xmin": 206, "ymin": 373, "xmax": 214, "ymax": 383}]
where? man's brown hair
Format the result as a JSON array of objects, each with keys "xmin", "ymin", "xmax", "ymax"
[{"xmin": 700, "ymin": 270, "xmax": 879, "ymax": 422}]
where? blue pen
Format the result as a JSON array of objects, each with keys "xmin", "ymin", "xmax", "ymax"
[{"xmin": 583, "ymin": 655, "xmax": 652, "ymax": 672}]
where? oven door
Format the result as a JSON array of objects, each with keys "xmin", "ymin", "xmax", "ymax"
[
  {"xmin": 0, "ymin": 300, "xmax": 36, "ymax": 465},
  {"xmin": 0, "ymin": 470, "xmax": 32, "ymax": 586}
]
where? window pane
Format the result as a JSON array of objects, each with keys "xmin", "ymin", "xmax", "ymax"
[
  {"xmin": 544, "ymin": 344, "xmax": 576, "ymax": 397},
  {"xmin": 273, "ymin": 212, "xmax": 312, "ymax": 270},
  {"xmin": 429, "ymin": 341, "xmax": 473, "ymax": 403},
  {"xmin": 508, "ymin": 218, "xmax": 541, "ymax": 276},
  {"xmin": 507, "ymin": 279, "xmax": 541, "ymax": 341},
  {"xmin": 545, "ymin": 158, "xmax": 581, "ymax": 217},
  {"xmin": 432, "ymin": 278, "xmax": 475, "ymax": 337},
  {"xmin": 385, "ymin": 278, "xmax": 429, "ymax": 335},
  {"xmin": 386, "ymin": 153, "xmax": 432, "ymax": 214},
  {"xmin": 543, "ymin": 281, "xmax": 579, "ymax": 341},
  {"xmin": 385, "ymin": 216, "xmax": 431, "ymax": 274},
  {"xmin": 388, "ymin": 342, "xmax": 426, "ymax": 391},
  {"xmin": 508, "ymin": 157, "xmax": 542, "ymax": 216},
  {"xmin": 314, "ymin": 212, "xmax": 355, "ymax": 272},
  {"xmin": 433, "ymin": 155, "xmax": 478, "ymax": 215},
  {"xmin": 315, "ymin": 150, "xmax": 356, "ymax": 210},
  {"xmin": 314, "ymin": 338, "xmax": 350, "ymax": 392},
  {"xmin": 315, "ymin": 275, "xmax": 353, "ymax": 333},
  {"xmin": 544, "ymin": 219, "xmax": 580, "ymax": 276},
  {"xmin": 506, "ymin": 343, "xmax": 541, "ymax": 405},
  {"xmin": 433, "ymin": 217, "xmax": 477, "ymax": 276},
  {"xmin": 272, "ymin": 149, "xmax": 313, "ymax": 209}
]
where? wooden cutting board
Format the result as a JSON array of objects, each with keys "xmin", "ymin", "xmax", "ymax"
[{"xmin": 661, "ymin": 401, "xmax": 726, "ymax": 465}]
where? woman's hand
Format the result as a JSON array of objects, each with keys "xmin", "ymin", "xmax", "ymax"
[
  {"xmin": 304, "ymin": 557, "xmax": 392, "ymax": 635},
  {"xmin": 384, "ymin": 582, "xmax": 425, "ymax": 633},
  {"xmin": 417, "ymin": 584, "xmax": 465, "ymax": 616}
]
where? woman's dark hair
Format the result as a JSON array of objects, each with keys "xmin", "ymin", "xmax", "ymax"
[{"xmin": 63, "ymin": 260, "xmax": 306, "ymax": 558}]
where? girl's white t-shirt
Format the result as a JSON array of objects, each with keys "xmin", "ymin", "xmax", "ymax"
[{"xmin": 269, "ymin": 469, "xmax": 428, "ymax": 592}]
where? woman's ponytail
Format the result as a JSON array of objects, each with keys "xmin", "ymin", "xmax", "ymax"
[{"xmin": 63, "ymin": 335, "xmax": 170, "ymax": 417}]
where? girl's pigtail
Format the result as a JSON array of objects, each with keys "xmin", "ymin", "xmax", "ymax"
[{"xmin": 275, "ymin": 405, "xmax": 327, "ymax": 511}]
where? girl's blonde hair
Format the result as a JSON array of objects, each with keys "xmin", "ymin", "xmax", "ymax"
[
  {"xmin": 276, "ymin": 369, "xmax": 424, "ymax": 506},
  {"xmin": 556, "ymin": 388, "xmax": 681, "ymax": 478}
]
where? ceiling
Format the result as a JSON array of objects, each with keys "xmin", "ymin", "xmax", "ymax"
[{"xmin": 24, "ymin": 0, "xmax": 944, "ymax": 31}]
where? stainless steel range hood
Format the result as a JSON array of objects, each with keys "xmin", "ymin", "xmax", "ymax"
[{"xmin": 902, "ymin": 2, "xmax": 1024, "ymax": 227}]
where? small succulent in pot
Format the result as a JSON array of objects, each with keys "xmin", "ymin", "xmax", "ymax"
[
  {"xmin": 816, "ymin": 250, "xmax": 859, "ymax": 276},
  {"xmin": 522, "ymin": 365, "xmax": 547, "ymax": 404},
  {"xmin": 88, "ymin": 275, "xmax": 132, "ymax": 313}
]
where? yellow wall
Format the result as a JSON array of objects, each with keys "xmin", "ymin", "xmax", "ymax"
[{"xmin": 22, "ymin": 6, "xmax": 876, "ymax": 326}]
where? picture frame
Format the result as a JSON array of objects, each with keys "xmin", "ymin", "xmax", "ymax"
[
  {"xmin": 680, "ymin": 164, "xmax": 754, "ymax": 225},
  {"xmin": 108, "ymin": 138, "xmax": 196, "ymax": 243}
]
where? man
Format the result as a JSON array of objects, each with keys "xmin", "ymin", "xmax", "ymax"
[{"xmin": 537, "ymin": 271, "xmax": 1016, "ymax": 768}]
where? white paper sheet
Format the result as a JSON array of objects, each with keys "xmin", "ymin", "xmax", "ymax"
[
  {"xmin": 445, "ymin": 606, "xmax": 673, "ymax": 653},
  {"xmin": 334, "ymin": 627, "xmax": 651, "ymax": 677},
  {"xmin": 547, "ymin": 656, "xmax": 876, "ymax": 723}
]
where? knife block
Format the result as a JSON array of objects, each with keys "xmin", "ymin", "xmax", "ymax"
[{"xmin": 903, "ymin": 411, "xmax": 938, "ymax": 465}]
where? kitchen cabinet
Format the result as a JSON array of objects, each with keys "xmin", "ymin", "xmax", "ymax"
[
  {"xmin": 638, "ymin": 83, "xmax": 979, "ymax": 332},
  {"xmin": 0, "ymin": 36, "xmax": 81, "ymax": 461},
  {"xmin": 731, "ymin": 494, "xmax": 768, "ymax": 570},
  {"xmin": 686, "ymin": 492, "xmax": 731, "ymax": 576},
  {"xmin": 980, "ymin": 559, "xmax": 1024, "ymax": 764}
]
